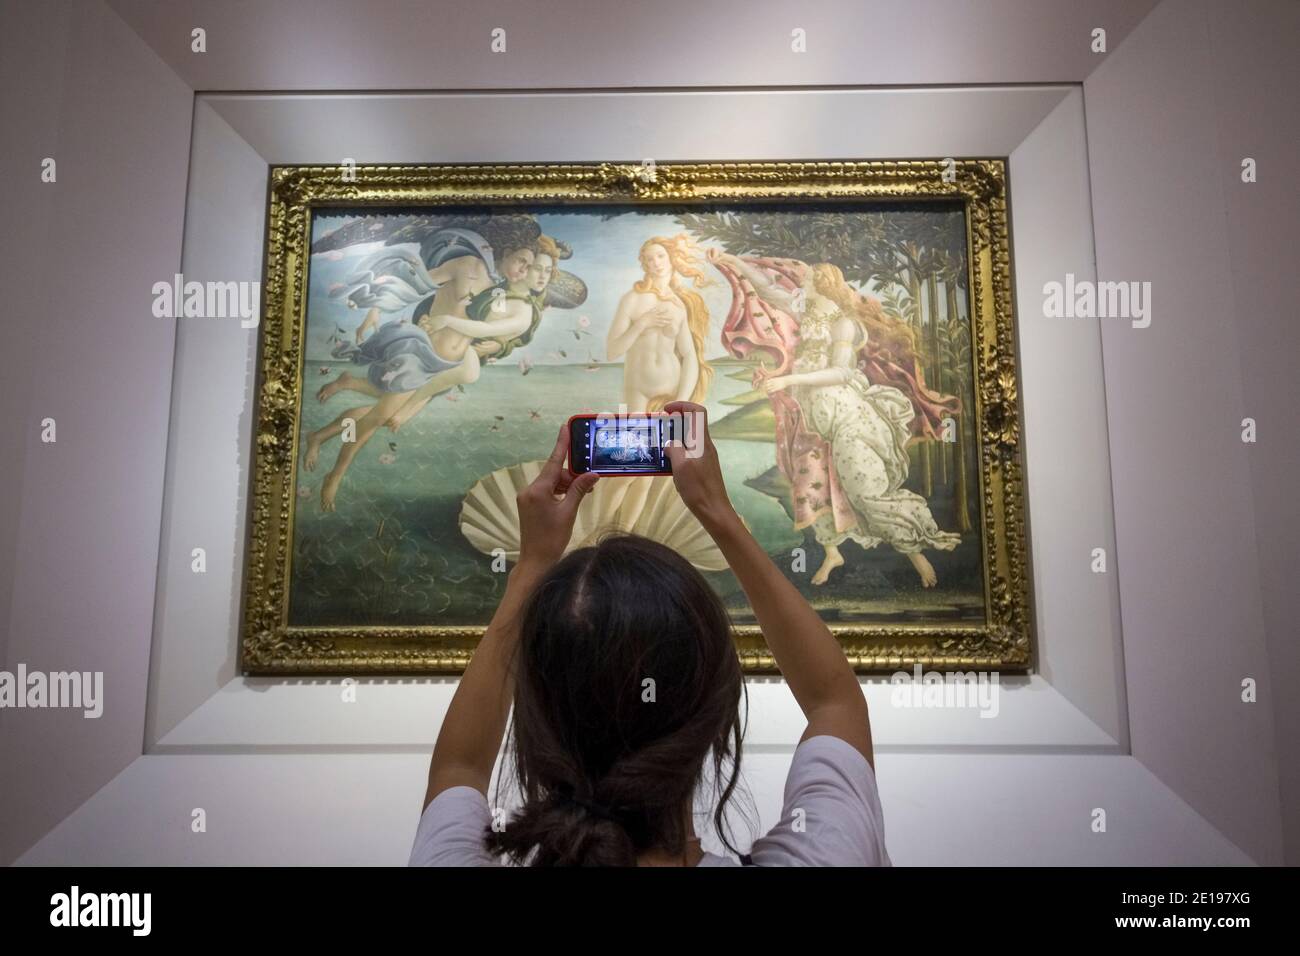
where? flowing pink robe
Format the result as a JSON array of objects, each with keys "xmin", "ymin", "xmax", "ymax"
[{"xmin": 715, "ymin": 256, "xmax": 960, "ymax": 536}]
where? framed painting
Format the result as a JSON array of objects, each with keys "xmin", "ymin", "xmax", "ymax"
[{"xmin": 240, "ymin": 161, "xmax": 1032, "ymax": 674}]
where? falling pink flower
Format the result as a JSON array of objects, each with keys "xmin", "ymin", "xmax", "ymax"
[
  {"xmin": 297, "ymin": 486, "xmax": 312, "ymax": 498},
  {"xmin": 577, "ymin": 315, "xmax": 591, "ymax": 329},
  {"xmin": 444, "ymin": 392, "xmax": 459, "ymax": 402},
  {"xmin": 379, "ymin": 453, "xmax": 397, "ymax": 465},
  {"xmin": 323, "ymin": 250, "xmax": 344, "ymax": 261},
  {"xmin": 328, "ymin": 282, "xmax": 346, "ymax": 295}
]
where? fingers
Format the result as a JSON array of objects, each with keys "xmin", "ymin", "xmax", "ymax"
[
  {"xmin": 536, "ymin": 423, "xmax": 570, "ymax": 486},
  {"xmin": 662, "ymin": 401, "xmax": 707, "ymax": 455},
  {"xmin": 661, "ymin": 400, "xmax": 705, "ymax": 418},
  {"xmin": 550, "ymin": 466, "xmax": 574, "ymax": 497},
  {"xmin": 567, "ymin": 471, "xmax": 599, "ymax": 501},
  {"xmin": 555, "ymin": 471, "xmax": 598, "ymax": 524},
  {"xmin": 664, "ymin": 439, "xmax": 687, "ymax": 471},
  {"xmin": 522, "ymin": 425, "xmax": 571, "ymax": 502}
]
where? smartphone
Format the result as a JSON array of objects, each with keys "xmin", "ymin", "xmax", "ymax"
[{"xmin": 568, "ymin": 413, "xmax": 676, "ymax": 476}]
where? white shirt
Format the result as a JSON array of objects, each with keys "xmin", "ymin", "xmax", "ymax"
[{"xmin": 409, "ymin": 734, "xmax": 891, "ymax": 867}]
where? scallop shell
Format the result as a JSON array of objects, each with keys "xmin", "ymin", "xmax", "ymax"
[{"xmin": 459, "ymin": 462, "xmax": 727, "ymax": 571}]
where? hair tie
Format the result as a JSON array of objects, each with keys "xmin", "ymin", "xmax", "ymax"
[{"xmin": 563, "ymin": 792, "xmax": 621, "ymax": 823}]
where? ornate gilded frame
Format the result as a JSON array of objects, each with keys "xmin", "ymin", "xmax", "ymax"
[{"xmin": 241, "ymin": 161, "xmax": 1032, "ymax": 675}]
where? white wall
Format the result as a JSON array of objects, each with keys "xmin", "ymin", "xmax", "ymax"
[
  {"xmin": 0, "ymin": 0, "xmax": 194, "ymax": 864},
  {"xmin": 1204, "ymin": 0, "xmax": 1300, "ymax": 868},
  {"xmin": 145, "ymin": 87, "xmax": 1124, "ymax": 765},
  {"xmin": 104, "ymin": 0, "xmax": 1159, "ymax": 90},
  {"xmin": 13, "ymin": 751, "xmax": 1255, "ymax": 866},
  {"xmin": 19, "ymin": 80, "xmax": 1229, "ymax": 866},
  {"xmin": 145, "ymin": 101, "xmax": 265, "ymax": 744},
  {"xmin": 1083, "ymin": 0, "xmax": 1292, "ymax": 865},
  {"xmin": 3, "ymin": 0, "xmax": 1295, "ymax": 866},
  {"xmin": 1009, "ymin": 92, "xmax": 1126, "ymax": 743}
]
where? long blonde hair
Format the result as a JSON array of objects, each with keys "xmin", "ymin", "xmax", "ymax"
[
  {"xmin": 811, "ymin": 262, "xmax": 918, "ymax": 360},
  {"xmin": 635, "ymin": 235, "xmax": 714, "ymax": 405}
]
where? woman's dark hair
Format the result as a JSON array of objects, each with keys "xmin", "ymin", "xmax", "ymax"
[{"xmin": 486, "ymin": 533, "xmax": 750, "ymax": 866}]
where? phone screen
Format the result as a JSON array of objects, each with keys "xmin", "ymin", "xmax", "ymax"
[{"xmin": 571, "ymin": 414, "xmax": 674, "ymax": 475}]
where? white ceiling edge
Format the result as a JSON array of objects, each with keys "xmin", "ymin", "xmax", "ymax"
[
  {"xmin": 202, "ymin": 86, "xmax": 1074, "ymax": 165},
  {"xmin": 104, "ymin": 0, "xmax": 1162, "ymax": 92}
]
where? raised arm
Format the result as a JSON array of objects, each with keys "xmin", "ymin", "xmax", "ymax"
[
  {"xmin": 661, "ymin": 401, "xmax": 874, "ymax": 767},
  {"xmin": 423, "ymin": 426, "xmax": 599, "ymax": 808},
  {"xmin": 712, "ymin": 250, "xmax": 798, "ymax": 313}
]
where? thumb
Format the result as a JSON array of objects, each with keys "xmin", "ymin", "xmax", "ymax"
[
  {"xmin": 562, "ymin": 471, "xmax": 599, "ymax": 513},
  {"xmin": 664, "ymin": 440, "xmax": 687, "ymax": 470}
]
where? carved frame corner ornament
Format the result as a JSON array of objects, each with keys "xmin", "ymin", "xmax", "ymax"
[{"xmin": 241, "ymin": 161, "xmax": 1032, "ymax": 675}]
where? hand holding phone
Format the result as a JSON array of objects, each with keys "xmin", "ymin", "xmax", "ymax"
[
  {"xmin": 518, "ymin": 424, "xmax": 600, "ymax": 568},
  {"xmin": 660, "ymin": 401, "xmax": 740, "ymax": 534}
]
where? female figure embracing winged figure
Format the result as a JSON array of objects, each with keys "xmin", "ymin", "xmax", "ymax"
[
  {"xmin": 304, "ymin": 225, "xmax": 575, "ymax": 511},
  {"xmin": 708, "ymin": 248, "xmax": 961, "ymax": 587}
]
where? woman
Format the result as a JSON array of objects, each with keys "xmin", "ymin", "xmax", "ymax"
[
  {"xmin": 412, "ymin": 403, "xmax": 890, "ymax": 866},
  {"xmin": 711, "ymin": 249, "xmax": 960, "ymax": 587}
]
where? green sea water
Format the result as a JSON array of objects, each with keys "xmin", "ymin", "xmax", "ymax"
[{"xmin": 288, "ymin": 361, "xmax": 984, "ymax": 626}]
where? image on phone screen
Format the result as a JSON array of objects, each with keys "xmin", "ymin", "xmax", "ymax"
[{"xmin": 573, "ymin": 415, "xmax": 673, "ymax": 474}]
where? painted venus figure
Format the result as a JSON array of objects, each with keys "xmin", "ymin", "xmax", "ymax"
[{"xmin": 598, "ymin": 234, "xmax": 714, "ymax": 534}]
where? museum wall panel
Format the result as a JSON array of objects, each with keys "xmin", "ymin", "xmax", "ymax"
[
  {"xmin": 150, "ymin": 87, "xmax": 1126, "ymax": 767},
  {"xmin": 1084, "ymin": 0, "xmax": 1287, "ymax": 864},
  {"xmin": 0, "ymin": 0, "xmax": 194, "ymax": 864}
]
